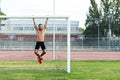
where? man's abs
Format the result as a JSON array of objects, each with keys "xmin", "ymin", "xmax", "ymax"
[
  {"xmin": 36, "ymin": 29, "xmax": 46, "ymax": 41},
  {"xmin": 36, "ymin": 32, "xmax": 45, "ymax": 41},
  {"xmin": 37, "ymin": 36, "xmax": 44, "ymax": 41}
]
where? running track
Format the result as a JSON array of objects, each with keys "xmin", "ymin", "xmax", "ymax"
[{"xmin": 0, "ymin": 51, "xmax": 120, "ymax": 60}]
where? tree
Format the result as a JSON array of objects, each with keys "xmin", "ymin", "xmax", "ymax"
[
  {"xmin": 84, "ymin": 0, "xmax": 101, "ymax": 38},
  {"xmin": 84, "ymin": 0, "xmax": 120, "ymax": 38},
  {"xmin": 110, "ymin": 0, "xmax": 120, "ymax": 36},
  {"xmin": 100, "ymin": 0, "xmax": 120, "ymax": 37},
  {"xmin": 0, "ymin": 11, "xmax": 6, "ymax": 15}
]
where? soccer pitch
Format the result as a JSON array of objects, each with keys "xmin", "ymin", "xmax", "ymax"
[{"xmin": 0, "ymin": 60, "xmax": 120, "ymax": 80}]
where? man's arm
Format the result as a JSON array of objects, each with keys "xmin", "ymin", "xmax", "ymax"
[
  {"xmin": 44, "ymin": 18, "xmax": 48, "ymax": 29},
  {"xmin": 33, "ymin": 18, "xmax": 38, "ymax": 31}
]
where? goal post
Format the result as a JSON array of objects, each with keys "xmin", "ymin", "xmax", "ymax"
[
  {"xmin": 0, "ymin": 16, "xmax": 70, "ymax": 73},
  {"xmin": 67, "ymin": 17, "xmax": 71, "ymax": 73}
]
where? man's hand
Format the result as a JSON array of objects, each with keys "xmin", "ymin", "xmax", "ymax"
[{"xmin": 44, "ymin": 18, "xmax": 48, "ymax": 29}]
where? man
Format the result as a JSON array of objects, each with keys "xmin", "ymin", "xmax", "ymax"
[{"xmin": 33, "ymin": 18, "xmax": 48, "ymax": 64}]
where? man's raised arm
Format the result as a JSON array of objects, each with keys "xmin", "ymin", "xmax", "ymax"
[
  {"xmin": 33, "ymin": 18, "xmax": 38, "ymax": 31},
  {"xmin": 44, "ymin": 18, "xmax": 48, "ymax": 29}
]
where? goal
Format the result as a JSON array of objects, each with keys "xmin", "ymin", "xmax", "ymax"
[{"xmin": 0, "ymin": 16, "xmax": 70, "ymax": 73}]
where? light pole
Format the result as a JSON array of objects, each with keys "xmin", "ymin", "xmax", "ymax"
[
  {"xmin": 53, "ymin": 0, "xmax": 55, "ymax": 16},
  {"xmin": 95, "ymin": 18, "xmax": 100, "ymax": 49},
  {"xmin": 108, "ymin": 15, "xmax": 111, "ymax": 50},
  {"xmin": 53, "ymin": 0, "xmax": 56, "ymax": 60}
]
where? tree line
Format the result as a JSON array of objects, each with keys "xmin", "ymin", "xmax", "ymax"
[{"xmin": 84, "ymin": 0, "xmax": 120, "ymax": 38}]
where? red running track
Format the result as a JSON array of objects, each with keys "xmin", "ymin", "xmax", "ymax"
[{"xmin": 0, "ymin": 51, "xmax": 120, "ymax": 60}]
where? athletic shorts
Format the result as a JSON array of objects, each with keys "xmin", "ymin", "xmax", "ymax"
[{"xmin": 35, "ymin": 41, "xmax": 46, "ymax": 50}]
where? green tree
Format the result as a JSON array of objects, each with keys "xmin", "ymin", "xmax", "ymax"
[
  {"xmin": 84, "ymin": 0, "xmax": 101, "ymax": 38},
  {"xmin": 79, "ymin": 27, "xmax": 85, "ymax": 33},
  {"xmin": 84, "ymin": 0, "xmax": 120, "ymax": 37},
  {"xmin": 100, "ymin": 0, "xmax": 120, "ymax": 37},
  {"xmin": 110, "ymin": 0, "xmax": 120, "ymax": 36},
  {"xmin": 0, "ymin": 11, "xmax": 6, "ymax": 15}
]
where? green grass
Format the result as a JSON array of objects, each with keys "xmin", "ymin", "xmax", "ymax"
[{"xmin": 0, "ymin": 60, "xmax": 120, "ymax": 80}]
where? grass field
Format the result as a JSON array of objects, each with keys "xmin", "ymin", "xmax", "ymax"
[{"xmin": 0, "ymin": 60, "xmax": 120, "ymax": 80}]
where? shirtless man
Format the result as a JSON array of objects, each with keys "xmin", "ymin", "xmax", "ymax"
[{"xmin": 33, "ymin": 18, "xmax": 48, "ymax": 64}]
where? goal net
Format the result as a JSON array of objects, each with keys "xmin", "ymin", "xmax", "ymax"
[{"xmin": 0, "ymin": 16, "xmax": 70, "ymax": 73}]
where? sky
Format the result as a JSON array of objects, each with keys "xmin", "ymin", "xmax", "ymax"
[{"xmin": 1, "ymin": 0, "xmax": 100, "ymax": 27}]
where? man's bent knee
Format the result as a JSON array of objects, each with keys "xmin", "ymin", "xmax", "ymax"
[
  {"xmin": 34, "ymin": 50, "xmax": 39, "ymax": 55},
  {"xmin": 34, "ymin": 51, "xmax": 37, "ymax": 54},
  {"xmin": 42, "ymin": 50, "xmax": 46, "ymax": 54}
]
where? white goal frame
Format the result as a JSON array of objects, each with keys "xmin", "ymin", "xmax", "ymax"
[{"xmin": 0, "ymin": 16, "xmax": 71, "ymax": 73}]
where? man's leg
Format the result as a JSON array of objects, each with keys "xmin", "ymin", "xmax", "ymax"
[
  {"xmin": 40, "ymin": 42, "xmax": 46, "ymax": 58},
  {"xmin": 40, "ymin": 49, "xmax": 46, "ymax": 58},
  {"xmin": 34, "ymin": 49, "xmax": 40, "ymax": 59}
]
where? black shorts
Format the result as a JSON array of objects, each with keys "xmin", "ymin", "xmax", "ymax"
[{"xmin": 35, "ymin": 41, "xmax": 46, "ymax": 50}]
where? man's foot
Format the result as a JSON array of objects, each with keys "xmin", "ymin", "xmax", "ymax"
[{"xmin": 38, "ymin": 57, "xmax": 43, "ymax": 64}]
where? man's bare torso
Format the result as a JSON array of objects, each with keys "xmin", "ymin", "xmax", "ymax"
[{"xmin": 36, "ymin": 29, "xmax": 45, "ymax": 42}]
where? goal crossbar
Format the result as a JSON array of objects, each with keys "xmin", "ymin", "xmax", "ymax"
[{"xmin": 0, "ymin": 16, "xmax": 69, "ymax": 19}]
